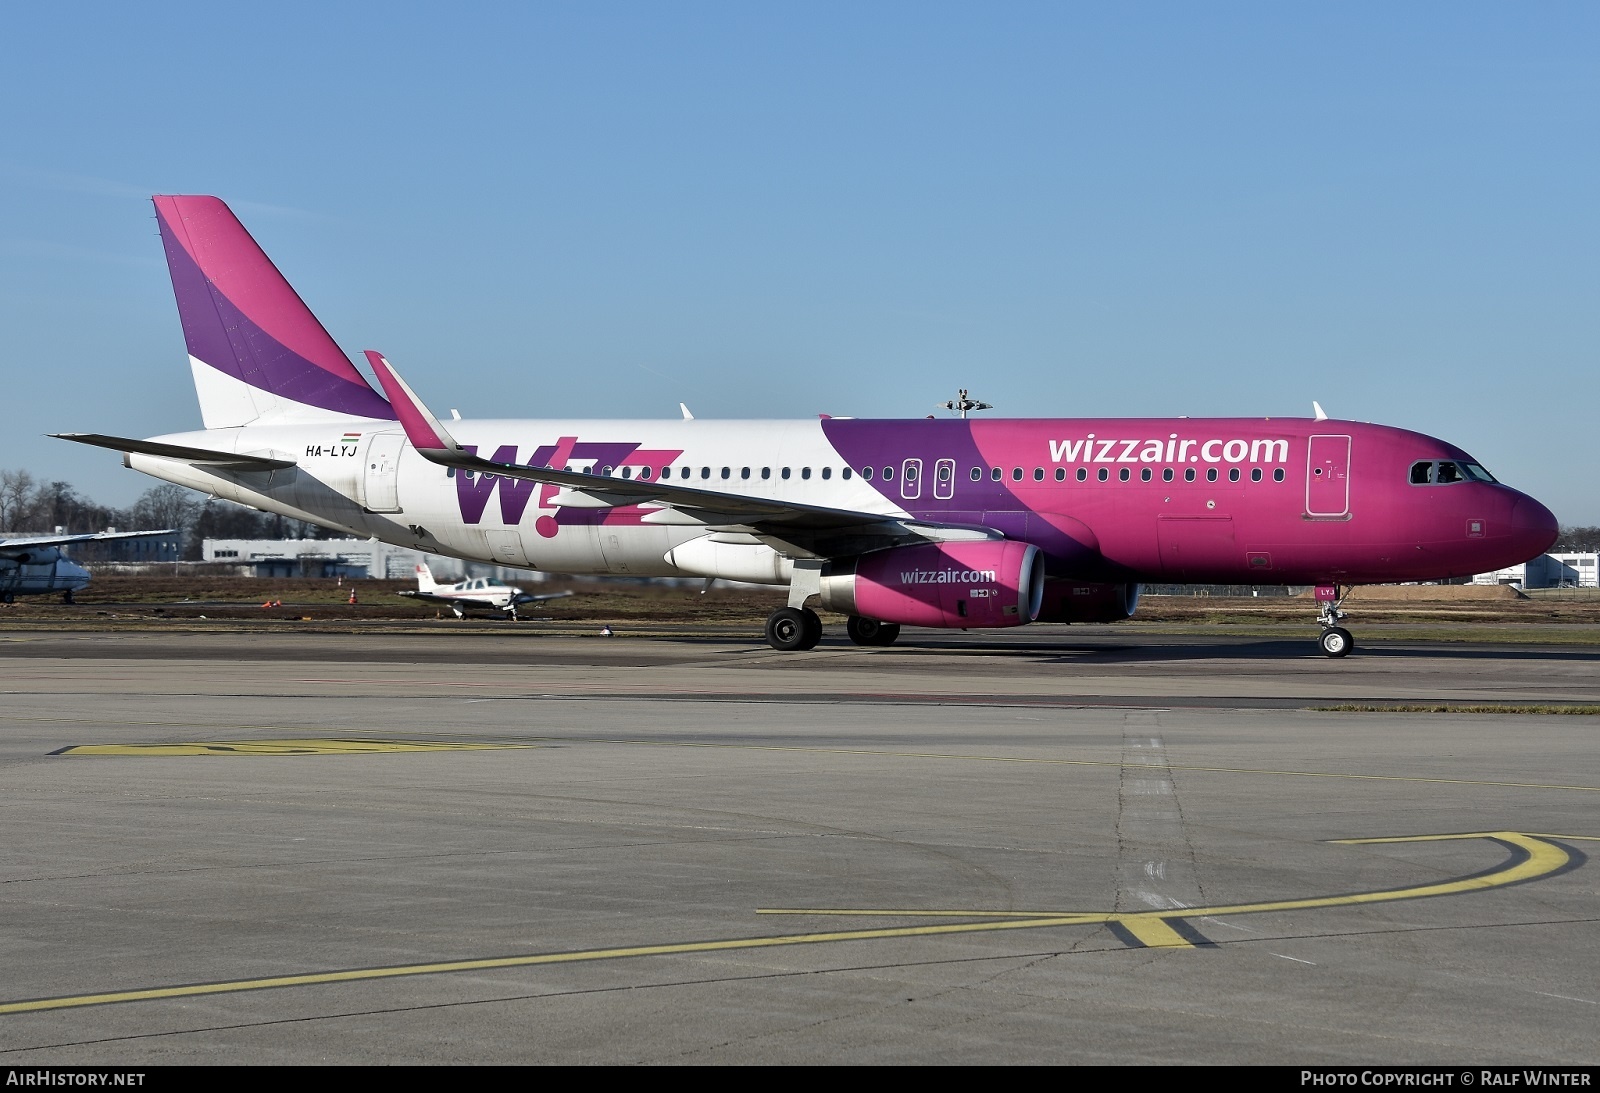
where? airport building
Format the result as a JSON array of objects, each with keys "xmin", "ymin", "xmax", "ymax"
[
  {"xmin": 1473, "ymin": 552, "xmax": 1599, "ymax": 589},
  {"xmin": 201, "ymin": 538, "xmax": 541, "ymax": 583}
]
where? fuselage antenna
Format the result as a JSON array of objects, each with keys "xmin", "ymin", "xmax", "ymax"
[{"xmin": 942, "ymin": 389, "xmax": 992, "ymax": 419}]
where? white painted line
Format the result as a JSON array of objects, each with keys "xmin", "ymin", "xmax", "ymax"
[
  {"xmin": 1533, "ymin": 991, "xmax": 1596, "ymax": 1005},
  {"xmin": 1271, "ymin": 953, "xmax": 1317, "ymax": 965}
]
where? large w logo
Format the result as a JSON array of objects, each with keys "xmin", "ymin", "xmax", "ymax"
[{"xmin": 454, "ymin": 438, "xmax": 685, "ymax": 537}]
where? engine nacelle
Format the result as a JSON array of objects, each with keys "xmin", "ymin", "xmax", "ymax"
[
  {"xmin": 0, "ymin": 547, "xmax": 62, "ymax": 566},
  {"xmin": 820, "ymin": 541, "xmax": 1045, "ymax": 629},
  {"xmin": 1035, "ymin": 579, "xmax": 1141, "ymax": 623}
]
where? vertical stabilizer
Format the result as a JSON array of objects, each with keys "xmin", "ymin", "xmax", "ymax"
[
  {"xmin": 153, "ymin": 196, "xmax": 395, "ymax": 428},
  {"xmin": 415, "ymin": 563, "xmax": 439, "ymax": 592}
]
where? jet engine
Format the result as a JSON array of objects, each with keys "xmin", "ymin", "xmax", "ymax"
[
  {"xmin": 819, "ymin": 541, "xmax": 1044, "ymax": 629},
  {"xmin": 1035, "ymin": 579, "xmax": 1141, "ymax": 623}
]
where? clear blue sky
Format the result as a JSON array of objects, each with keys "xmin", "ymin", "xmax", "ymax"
[{"xmin": 3, "ymin": 2, "xmax": 1595, "ymax": 523}]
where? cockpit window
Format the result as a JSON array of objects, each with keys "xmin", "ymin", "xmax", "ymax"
[{"xmin": 1409, "ymin": 459, "xmax": 1496, "ymax": 486}]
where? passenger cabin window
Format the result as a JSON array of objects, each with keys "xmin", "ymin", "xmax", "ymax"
[
  {"xmin": 1229, "ymin": 468, "xmax": 1240, "ymax": 483},
  {"xmin": 991, "ymin": 467, "xmax": 1002, "ymax": 482},
  {"xmin": 970, "ymin": 467, "xmax": 983, "ymax": 482},
  {"xmin": 1251, "ymin": 468, "xmax": 1262, "ymax": 482},
  {"xmin": 782, "ymin": 468, "xmax": 791, "ymax": 479},
  {"xmin": 1273, "ymin": 468, "xmax": 1285, "ymax": 482},
  {"xmin": 761, "ymin": 467, "xmax": 771, "ymax": 480},
  {"xmin": 1055, "ymin": 468, "xmax": 1066, "ymax": 482},
  {"xmin": 740, "ymin": 467, "xmax": 750, "ymax": 480},
  {"xmin": 1097, "ymin": 468, "xmax": 1109, "ymax": 482},
  {"xmin": 821, "ymin": 467, "xmax": 832, "ymax": 480},
  {"xmin": 1076, "ymin": 468, "xmax": 1087, "ymax": 482},
  {"xmin": 862, "ymin": 466, "xmax": 873, "ymax": 480},
  {"xmin": 1185, "ymin": 468, "xmax": 1196, "ymax": 482},
  {"xmin": 801, "ymin": 467, "xmax": 812, "ymax": 480},
  {"xmin": 1140, "ymin": 468, "xmax": 1152, "ymax": 482},
  {"xmin": 883, "ymin": 466, "xmax": 895, "ymax": 482}
]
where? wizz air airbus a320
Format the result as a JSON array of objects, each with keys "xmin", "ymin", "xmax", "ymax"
[{"xmin": 56, "ymin": 196, "xmax": 1558, "ymax": 655}]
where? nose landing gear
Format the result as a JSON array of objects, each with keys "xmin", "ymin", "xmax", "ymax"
[{"xmin": 1315, "ymin": 583, "xmax": 1354, "ymax": 658}]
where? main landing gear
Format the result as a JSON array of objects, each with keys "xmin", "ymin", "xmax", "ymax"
[
  {"xmin": 762, "ymin": 560, "xmax": 901, "ymax": 652},
  {"xmin": 1316, "ymin": 583, "xmax": 1354, "ymax": 658},
  {"xmin": 763, "ymin": 608, "xmax": 903, "ymax": 651},
  {"xmin": 765, "ymin": 606, "xmax": 822, "ymax": 651}
]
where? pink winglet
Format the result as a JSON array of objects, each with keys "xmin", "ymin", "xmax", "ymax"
[{"xmin": 364, "ymin": 351, "xmax": 452, "ymax": 451}]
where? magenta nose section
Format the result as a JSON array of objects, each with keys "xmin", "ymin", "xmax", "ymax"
[{"xmin": 1510, "ymin": 495, "xmax": 1559, "ymax": 558}]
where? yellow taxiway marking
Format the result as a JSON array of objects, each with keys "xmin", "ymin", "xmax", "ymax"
[
  {"xmin": 0, "ymin": 831, "xmax": 1583, "ymax": 1016},
  {"xmin": 14, "ymin": 718, "xmax": 1593, "ymax": 793},
  {"xmin": 54, "ymin": 739, "xmax": 535, "ymax": 756},
  {"xmin": 758, "ymin": 831, "xmax": 1580, "ymax": 933}
]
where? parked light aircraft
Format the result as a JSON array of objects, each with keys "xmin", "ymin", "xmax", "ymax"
[
  {"xmin": 398, "ymin": 562, "xmax": 572, "ymax": 619},
  {"xmin": 0, "ymin": 530, "xmax": 176, "ymax": 603},
  {"xmin": 54, "ymin": 196, "xmax": 1559, "ymax": 655}
]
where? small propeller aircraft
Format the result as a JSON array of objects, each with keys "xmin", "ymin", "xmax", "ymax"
[
  {"xmin": 0, "ymin": 529, "xmax": 176, "ymax": 603},
  {"xmin": 397, "ymin": 563, "xmax": 572, "ymax": 620}
]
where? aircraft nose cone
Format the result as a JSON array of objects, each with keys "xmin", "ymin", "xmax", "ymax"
[{"xmin": 1510, "ymin": 494, "xmax": 1559, "ymax": 558}]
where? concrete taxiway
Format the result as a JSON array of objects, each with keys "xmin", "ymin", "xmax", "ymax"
[{"xmin": 0, "ymin": 626, "xmax": 1596, "ymax": 1064}]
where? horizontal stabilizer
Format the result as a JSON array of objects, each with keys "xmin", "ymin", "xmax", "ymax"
[{"xmin": 51, "ymin": 433, "xmax": 297, "ymax": 471}]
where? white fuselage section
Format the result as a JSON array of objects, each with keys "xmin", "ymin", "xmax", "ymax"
[{"xmin": 130, "ymin": 418, "xmax": 902, "ymax": 581}]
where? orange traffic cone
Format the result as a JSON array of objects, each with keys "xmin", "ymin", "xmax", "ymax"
[{"xmin": 348, "ymin": 589, "xmax": 358, "ymax": 605}]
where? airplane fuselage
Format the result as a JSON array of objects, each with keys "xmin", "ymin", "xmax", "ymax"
[
  {"xmin": 126, "ymin": 414, "xmax": 1553, "ymax": 590},
  {"xmin": 0, "ymin": 557, "xmax": 92, "ymax": 601}
]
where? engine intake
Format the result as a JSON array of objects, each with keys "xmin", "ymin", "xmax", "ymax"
[{"xmin": 820, "ymin": 541, "xmax": 1045, "ymax": 629}]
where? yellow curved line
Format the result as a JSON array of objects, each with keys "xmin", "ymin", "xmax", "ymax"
[
  {"xmin": 758, "ymin": 831, "xmax": 1574, "ymax": 930},
  {"xmin": 0, "ymin": 831, "xmax": 1578, "ymax": 1016}
]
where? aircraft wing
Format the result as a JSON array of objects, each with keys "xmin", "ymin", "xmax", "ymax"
[
  {"xmin": 365, "ymin": 353, "xmax": 1001, "ymax": 557},
  {"xmin": 1, "ymin": 528, "xmax": 178, "ymax": 553},
  {"xmin": 51, "ymin": 433, "xmax": 297, "ymax": 471},
  {"xmin": 396, "ymin": 590, "xmax": 503, "ymax": 610}
]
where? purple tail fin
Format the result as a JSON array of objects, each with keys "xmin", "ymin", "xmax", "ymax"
[{"xmin": 154, "ymin": 195, "xmax": 395, "ymax": 427}]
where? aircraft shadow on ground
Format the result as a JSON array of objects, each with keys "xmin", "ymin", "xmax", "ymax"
[{"xmin": 791, "ymin": 636, "xmax": 1600, "ymax": 665}]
